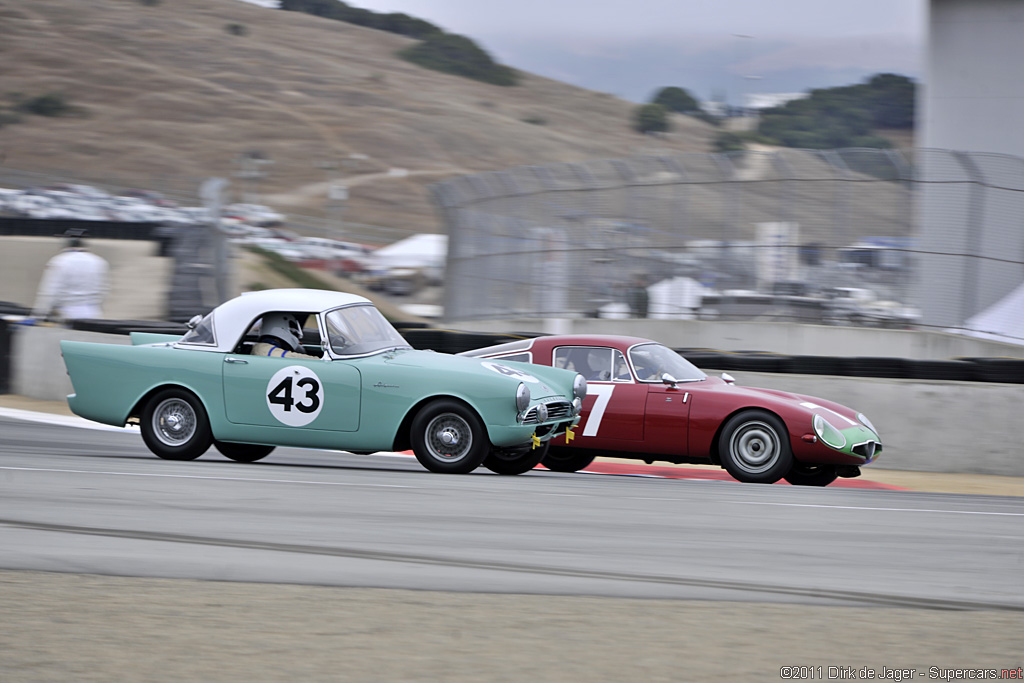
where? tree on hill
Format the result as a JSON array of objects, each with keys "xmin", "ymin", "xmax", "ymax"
[
  {"xmin": 752, "ymin": 73, "xmax": 915, "ymax": 150},
  {"xmin": 280, "ymin": 0, "xmax": 442, "ymax": 39},
  {"xmin": 280, "ymin": 0, "xmax": 517, "ymax": 85},
  {"xmin": 633, "ymin": 103, "xmax": 669, "ymax": 134},
  {"xmin": 399, "ymin": 33, "xmax": 519, "ymax": 86},
  {"xmin": 651, "ymin": 86, "xmax": 700, "ymax": 114}
]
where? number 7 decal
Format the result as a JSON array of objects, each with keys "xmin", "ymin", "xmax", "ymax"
[{"xmin": 582, "ymin": 384, "xmax": 615, "ymax": 437}]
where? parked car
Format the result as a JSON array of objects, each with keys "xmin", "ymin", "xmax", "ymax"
[
  {"xmin": 60, "ymin": 289, "xmax": 585, "ymax": 475},
  {"xmin": 460, "ymin": 334, "xmax": 882, "ymax": 485}
]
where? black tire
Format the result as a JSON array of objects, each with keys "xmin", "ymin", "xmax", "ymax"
[
  {"xmin": 410, "ymin": 400, "xmax": 489, "ymax": 474},
  {"xmin": 483, "ymin": 443, "xmax": 548, "ymax": 476},
  {"xmin": 140, "ymin": 388, "xmax": 212, "ymax": 461},
  {"xmin": 718, "ymin": 410, "xmax": 793, "ymax": 484},
  {"xmin": 784, "ymin": 463, "xmax": 839, "ymax": 487},
  {"xmin": 214, "ymin": 441, "xmax": 276, "ymax": 463},
  {"xmin": 541, "ymin": 446, "xmax": 597, "ymax": 473}
]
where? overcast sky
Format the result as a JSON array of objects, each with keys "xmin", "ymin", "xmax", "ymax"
[{"xmin": 241, "ymin": 0, "xmax": 925, "ymax": 103}]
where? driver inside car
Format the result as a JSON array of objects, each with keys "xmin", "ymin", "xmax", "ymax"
[{"xmin": 251, "ymin": 312, "xmax": 319, "ymax": 360}]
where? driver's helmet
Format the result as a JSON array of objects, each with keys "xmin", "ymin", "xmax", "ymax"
[{"xmin": 261, "ymin": 312, "xmax": 303, "ymax": 352}]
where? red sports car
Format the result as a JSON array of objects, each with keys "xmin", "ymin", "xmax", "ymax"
[{"xmin": 460, "ymin": 335, "xmax": 882, "ymax": 485}]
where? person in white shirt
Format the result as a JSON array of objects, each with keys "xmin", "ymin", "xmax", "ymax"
[{"xmin": 32, "ymin": 229, "xmax": 110, "ymax": 322}]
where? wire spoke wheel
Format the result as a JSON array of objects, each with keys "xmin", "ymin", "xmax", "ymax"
[
  {"xmin": 425, "ymin": 413, "xmax": 474, "ymax": 463},
  {"xmin": 140, "ymin": 388, "xmax": 211, "ymax": 461},
  {"xmin": 411, "ymin": 400, "xmax": 489, "ymax": 474},
  {"xmin": 152, "ymin": 397, "xmax": 197, "ymax": 447}
]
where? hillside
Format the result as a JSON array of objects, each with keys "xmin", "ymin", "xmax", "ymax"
[{"xmin": 0, "ymin": 0, "xmax": 718, "ymax": 236}]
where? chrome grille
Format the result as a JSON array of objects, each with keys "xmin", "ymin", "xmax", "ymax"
[
  {"xmin": 851, "ymin": 441, "xmax": 879, "ymax": 459},
  {"xmin": 521, "ymin": 400, "xmax": 573, "ymax": 424}
]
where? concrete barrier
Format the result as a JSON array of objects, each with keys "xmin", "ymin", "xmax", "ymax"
[{"xmin": 7, "ymin": 324, "xmax": 1024, "ymax": 477}]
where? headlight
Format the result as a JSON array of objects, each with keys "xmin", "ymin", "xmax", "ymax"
[
  {"xmin": 813, "ymin": 414, "xmax": 847, "ymax": 449},
  {"xmin": 857, "ymin": 412, "xmax": 878, "ymax": 435},
  {"xmin": 572, "ymin": 396, "xmax": 583, "ymax": 416},
  {"xmin": 573, "ymin": 374, "xmax": 587, "ymax": 400},
  {"xmin": 516, "ymin": 382, "xmax": 530, "ymax": 413}
]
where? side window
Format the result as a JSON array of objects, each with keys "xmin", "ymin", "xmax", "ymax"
[{"xmin": 553, "ymin": 347, "xmax": 613, "ymax": 381}]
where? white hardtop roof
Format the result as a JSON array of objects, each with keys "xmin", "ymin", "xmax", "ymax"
[{"xmin": 186, "ymin": 289, "xmax": 373, "ymax": 352}]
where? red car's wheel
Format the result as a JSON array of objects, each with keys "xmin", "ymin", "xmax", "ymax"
[
  {"xmin": 140, "ymin": 388, "xmax": 212, "ymax": 461},
  {"xmin": 483, "ymin": 443, "xmax": 548, "ymax": 475},
  {"xmin": 718, "ymin": 410, "xmax": 793, "ymax": 484},
  {"xmin": 784, "ymin": 463, "xmax": 839, "ymax": 487},
  {"xmin": 541, "ymin": 446, "xmax": 597, "ymax": 473}
]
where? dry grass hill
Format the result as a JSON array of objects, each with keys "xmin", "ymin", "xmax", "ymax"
[{"xmin": 0, "ymin": 0, "xmax": 718, "ymax": 236}]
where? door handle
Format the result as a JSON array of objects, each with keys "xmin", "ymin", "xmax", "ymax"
[{"xmin": 225, "ymin": 357, "xmax": 249, "ymax": 364}]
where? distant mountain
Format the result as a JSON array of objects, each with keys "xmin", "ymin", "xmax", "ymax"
[{"xmin": 0, "ymin": 0, "xmax": 717, "ymax": 235}]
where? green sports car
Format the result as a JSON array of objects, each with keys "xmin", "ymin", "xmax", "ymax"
[{"xmin": 60, "ymin": 288, "xmax": 585, "ymax": 474}]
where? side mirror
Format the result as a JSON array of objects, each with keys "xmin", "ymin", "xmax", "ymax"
[
  {"xmin": 186, "ymin": 314, "xmax": 203, "ymax": 330},
  {"xmin": 721, "ymin": 372, "xmax": 736, "ymax": 385},
  {"xmin": 661, "ymin": 373, "xmax": 678, "ymax": 388}
]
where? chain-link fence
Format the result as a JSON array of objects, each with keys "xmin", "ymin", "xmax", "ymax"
[{"xmin": 433, "ymin": 148, "xmax": 1024, "ymax": 342}]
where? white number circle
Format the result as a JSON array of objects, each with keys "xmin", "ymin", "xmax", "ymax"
[
  {"xmin": 266, "ymin": 365, "xmax": 324, "ymax": 426},
  {"xmin": 481, "ymin": 361, "xmax": 540, "ymax": 383}
]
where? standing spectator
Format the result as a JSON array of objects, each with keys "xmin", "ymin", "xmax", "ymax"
[
  {"xmin": 32, "ymin": 228, "xmax": 109, "ymax": 322},
  {"xmin": 626, "ymin": 273, "xmax": 649, "ymax": 318}
]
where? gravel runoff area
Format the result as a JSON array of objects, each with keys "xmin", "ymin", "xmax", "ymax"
[
  {"xmin": 2, "ymin": 393, "xmax": 1022, "ymax": 680},
  {"xmin": 2, "ymin": 570, "xmax": 1023, "ymax": 682}
]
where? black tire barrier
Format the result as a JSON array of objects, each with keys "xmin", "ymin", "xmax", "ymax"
[
  {"xmin": 957, "ymin": 358, "xmax": 1024, "ymax": 384},
  {"xmin": 844, "ymin": 357, "xmax": 909, "ymax": 379},
  {"xmin": 0, "ymin": 301, "xmax": 31, "ymax": 316},
  {"xmin": 0, "ymin": 217, "xmax": 163, "ymax": 241},
  {"xmin": 69, "ymin": 319, "xmax": 187, "ymax": 336},
  {"xmin": 0, "ymin": 318, "xmax": 11, "ymax": 394},
  {"xmin": 728, "ymin": 353, "xmax": 787, "ymax": 373},
  {"xmin": 678, "ymin": 351, "xmax": 733, "ymax": 371},
  {"xmin": 907, "ymin": 359, "xmax": 979, "ymax": 382},
  {"xmin": 782, "ymin": 355, "xmax": 847, "ymax": 376}
]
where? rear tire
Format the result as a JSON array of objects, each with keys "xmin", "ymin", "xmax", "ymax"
[
  {"xmin": 483, "ymin": 443, "xmax": 548, "ymax": 475},
  {"xmin": 718, "ymin": 410, "xmax": 792, "ymax": 484},
  {"xmin": 784, "ymin": 463, "xmax": 838, "ymax": 487},
  {"xmin": 541, "ymin": 446, "xmax": 597, "ymax": 473},
  {"xmin": 410, "ymin": 400, "xmax": 489, "ymax": 474},
  {"xmin": 140, "ymin": 388, "xmax": 212, "ymax": 461},
  {"xmin": 214, "ymin": 441, "xmax": 276, "ymax": 463}
]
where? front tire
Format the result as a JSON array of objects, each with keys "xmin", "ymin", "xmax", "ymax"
[
  {"xmin": 140, "ymin": 388, "xmax": 212, "ymax": 461},
  {"xmin": 541, "ymin": 446, "xmax": 597, "ymax": 473},
  {"xmin": 718, "ymin": 410, "xmax": 793, "ymax": 484},
  {"xmin": 784, "ymin": 463, "xmax": 838, "ymax": 487},
  {"xmin": 410, "ymin": 400, "xmax": 489, "ymax": 474},
  {"xmin": 483, "ymin": 443, "xmax": 548, "ymax": 475},
  {"xmin": 214, "ymin": 441, "xmax": 276, "ymax": 463}
]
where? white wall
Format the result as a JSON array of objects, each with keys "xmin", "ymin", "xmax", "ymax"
[{"xmin": 921, "ymin": 0, "xmax": 1024, "ymax": 156}]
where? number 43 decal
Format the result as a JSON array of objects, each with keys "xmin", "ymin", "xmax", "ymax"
[
  {"xmin": 265, "ymin": 366, "xmax": 324, "ymax": 427},
  {"xmin": 582, "ymin": 384, "xmax": 614, "ymax": 437}
]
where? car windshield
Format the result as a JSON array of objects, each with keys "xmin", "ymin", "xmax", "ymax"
[
  {"xmin": 628, "ymin": 343, "xmax": 706, "ymax": 382},
  {"xmin": 324, "ymin": 304, "xmax": 410, "ymax": 356},
  {"xmin": 179, "ymin": 312, "xmax": 216, "ymax": 345}
]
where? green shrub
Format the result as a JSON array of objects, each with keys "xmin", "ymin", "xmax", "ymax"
[
  {"xmin": 399, "ymin": 33, "xmax": 519, "ymax": 86},
  {"xmin": 632, "ymin": 103, "xmax": 669, "ymax": 134},
  {"xmin": 651, "ymin": 86, "xmax": 699, "ymax": 114}
]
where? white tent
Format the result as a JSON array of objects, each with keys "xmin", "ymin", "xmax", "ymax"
[
  {"xmin": 962, "ymin": 281, "xmax": 1024, "ymax": 344},
  {"xmin": 369, "ymin": 234, "xmax": 447, "ymax": 272}
]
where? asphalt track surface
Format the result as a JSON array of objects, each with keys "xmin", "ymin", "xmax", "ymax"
[
  {"xmin": 4, "ymin": 410, "xmax": 1024, "ymax": 680},
  {"xmin": 2, "ymin": 412, "xmax": 1023, "ymax": 611}
]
